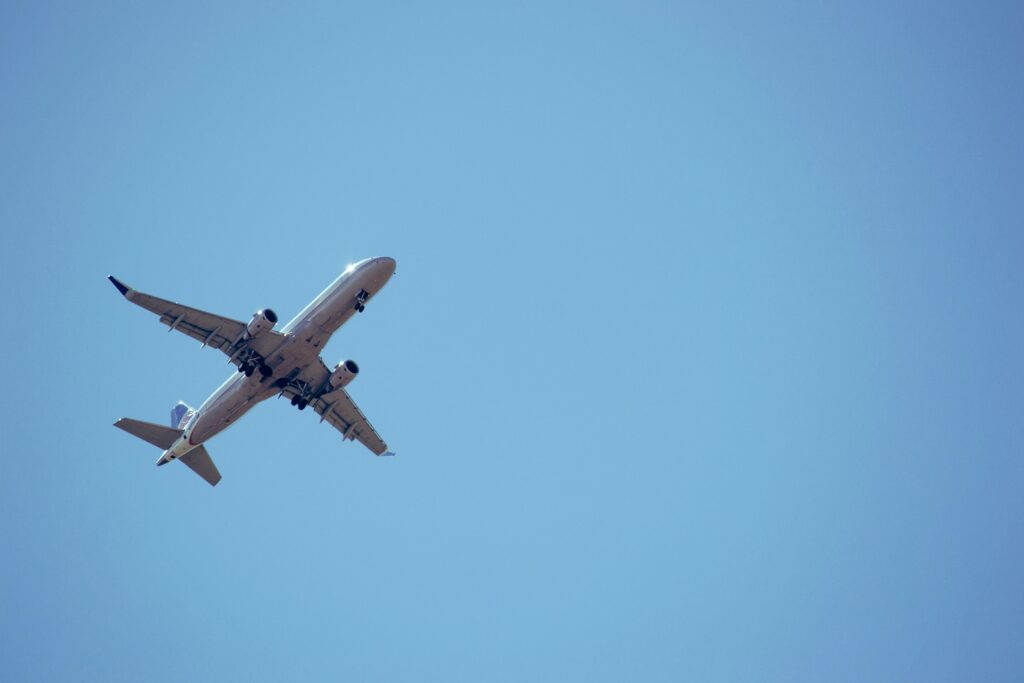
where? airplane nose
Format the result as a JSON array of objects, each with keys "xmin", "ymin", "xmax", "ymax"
[{"xmin": 374, "ymin": 256, "xmax": 397, "ymax": 272}]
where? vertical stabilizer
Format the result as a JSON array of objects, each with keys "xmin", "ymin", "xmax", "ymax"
[{"xmin": 171, "ymin": 402, "xmax": 195, "ymax": 428}]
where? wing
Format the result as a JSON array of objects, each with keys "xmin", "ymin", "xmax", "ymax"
[
  {"xmin": 281, "ymin": 358, "xmax": 393, "ymax": 456},
  {"xmin": 314, "ymin": 387, "xmax": 392, "ymax": 456},
  {"xmin": 108, "ymin": 276, "xmax": 285, "ymax": 366}
]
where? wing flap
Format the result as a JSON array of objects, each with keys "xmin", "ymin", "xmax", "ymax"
[{"xmin": 156, "ymin": 314, "xmax": 239, "ymax": 352}]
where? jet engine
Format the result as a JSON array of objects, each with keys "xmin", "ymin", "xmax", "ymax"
[
  {"xmin": 245, "ymin": 309, "xmax": 278, "ymax": 338},
  {"xmin": 329, "ymin": 360, "xmax": 360, "ymax": 389}
]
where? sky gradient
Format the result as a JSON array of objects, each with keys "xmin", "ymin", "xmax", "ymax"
[{"xmin": 2, "ymin": 2, "xmax": 1023, "ymax": 681}]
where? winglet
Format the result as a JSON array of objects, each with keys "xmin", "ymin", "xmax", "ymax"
[
  {"xmin": 380, "ymin": 451, "xmax": 396, "ymax": 457},
  {"xmin": 107, "ymin": 275, "xmax": 130, "ymax": 296}
]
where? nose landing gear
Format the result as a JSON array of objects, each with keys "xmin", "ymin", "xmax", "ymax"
[{"xmin": 355, "ymin": 289, "xmax": 369, "ymax": 313}]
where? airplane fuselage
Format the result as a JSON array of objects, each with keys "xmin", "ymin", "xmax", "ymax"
[{"xmin": 159, "ymin": 257, "xmax": 396, "ymax": 465}]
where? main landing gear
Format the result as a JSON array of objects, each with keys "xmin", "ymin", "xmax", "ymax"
[
  {"xmin": 234, "ymin": 347, "xmax": 272, "ymax": 378},
  {"xmin": 238, "ymin": 361, "xmax": 272, "ymax": 378},
  {"xmin": 354, "ymin": 289, "xmax": 369, "ymax": 313},
  {"xmin": 279, "ymin": 378, "xmax": 313, "ymax": 411}
]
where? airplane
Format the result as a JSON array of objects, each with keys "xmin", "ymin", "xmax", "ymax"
[{"xmin": 108, "ymin": 256, "xmax": 397, "ymax": 486}]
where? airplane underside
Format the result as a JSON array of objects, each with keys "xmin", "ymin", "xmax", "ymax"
[{"xmin": 109, "ymin": 257, "xmax": 397, "ymax": 486}]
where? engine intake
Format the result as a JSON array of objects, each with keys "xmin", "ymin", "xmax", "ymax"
[
  {"xmin": 330, "ymin": 359, "xmax": 360, "ymax": 389},
  {"xmin": 245, "ymin": 308, "xmax": 278, "ymax": 338}
]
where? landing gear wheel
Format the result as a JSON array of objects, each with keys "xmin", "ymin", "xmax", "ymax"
[
  {"xmin": 297, "ymin": 399, "xmax": 308, "ymax": 411},
  {"xmin": 244, "ymin": 366, "xmax": 255, "ymax": 377},
  {"xmin": 237, "ymin": 364, "xmax": 247, "ymax": 374},
  {"xmin": 259, "ymin": 364, "xmax": 272, "ymax": 377},
  {"xmin": 355, "ymin": 289, "xmax": 369, "ymax": 312},
  {"xmin": 290, "ymin": 395, "xmax": 300, "ymax": 406}
]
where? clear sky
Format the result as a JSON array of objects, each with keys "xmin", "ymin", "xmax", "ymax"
[{"xmin": 2, "ymin": 2, "xmax": 1023, "ymax": 681}]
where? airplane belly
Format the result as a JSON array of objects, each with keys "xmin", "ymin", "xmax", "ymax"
[
  {"xmin": 189, "ymin": 376, "xmax": 268, "ymax": 444},
  {"xmin": 281, "ymin": 258, "xmax": 394, "ymax": 337},
  {"xmin": 312, "ymin": 272, "xmax": 390, "ymax": 334}
]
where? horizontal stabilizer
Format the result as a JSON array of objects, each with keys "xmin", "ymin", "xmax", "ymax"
[
  {"xmin": 114, "ymin": 418, "xmax": 182, "ymax": 449},
  {"xmin": 180, "ymin": 446, "xmax": 221, "ymax": 486}
]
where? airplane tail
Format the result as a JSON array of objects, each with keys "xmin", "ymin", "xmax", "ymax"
[
  {"xmin": 113, "ymin": 415, "xmax": 221, "ymax": 487},
  {"xmin": 179, "ymin": 446, "xmax": 222, "ymax": 487},
  {"xmin": 114, "ymin": 417, "xmax": 182, "ymax": 449},
  {"xmin": 171, "ymin": 401, "xmax": 195, "ymax": 429}
]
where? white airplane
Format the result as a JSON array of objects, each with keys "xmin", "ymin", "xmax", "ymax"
[{"xmin": 109, "ymin": 257, "xmax": 397, "ymax": 486}]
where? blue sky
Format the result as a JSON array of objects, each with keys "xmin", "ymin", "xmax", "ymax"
[{"xmin": 2, "ymin": 2, "xmax": 1023, "ymax": 681}]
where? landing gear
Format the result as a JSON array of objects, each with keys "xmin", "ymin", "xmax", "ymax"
[
  {"xmin": 355, "ymin": 289, "xmax": 369, "ymax": 313},
  {"xmin": 236, "ymin": 352, "xmax": 272, "ymax": 378},
  {"xmin": 280, "ymin": 377, "xmax": 314, "ymax": 411}
]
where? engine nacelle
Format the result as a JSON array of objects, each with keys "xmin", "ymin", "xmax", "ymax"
[
  {"xmin": 245, "ymin": 308, "xmax": 278, "ymax": 338},
  {"xmin": 329, "ymin": 359, "xmax": 360, "ymax": 389}
]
